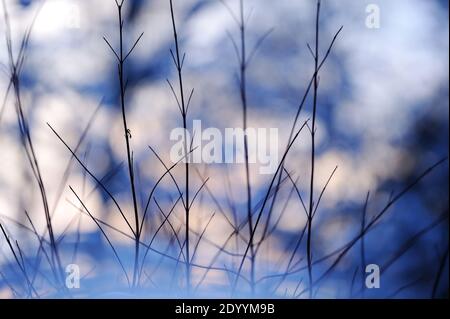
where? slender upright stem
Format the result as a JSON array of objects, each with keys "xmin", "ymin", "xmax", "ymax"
[
  {"xmin": 238, "ymin": 0, "xmax": 255, "ymax": 294},
  {"xmin": 2, "ymin": 0, "xmax": 65, "ymax": 289},
  {"xmin": 115, "ymin": 2, "xmax": 140, "ymax": 288},
  {"xmin": 169, "ymin": 0, "xmax": 191, "ymax": 293},
  {"xmin": 307, "ymin": 0, "xmax": 321, "ymax": 299},
  {"xmin": 14, "ymin": 77, "xmax": 64, "ymax": 284}
]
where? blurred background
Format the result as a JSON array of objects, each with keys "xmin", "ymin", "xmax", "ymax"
[{"xmin": 0, "ymin": 0, "xmax": 448, "ymax": 298}]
